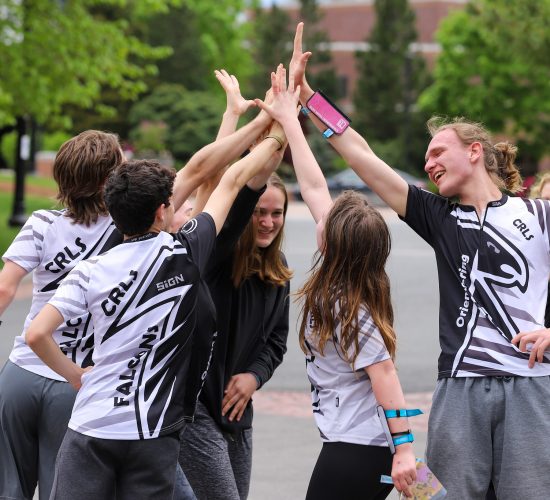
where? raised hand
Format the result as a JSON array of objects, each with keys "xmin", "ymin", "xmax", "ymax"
[
  {"xmin": 255, "ymin": 64, "xmax": 301, "ymax": 127},
  {"xmin": 215, "ymin": 69, "xmax": 256, "ymax": 117},
  {"xmin": 289, "ymin": 22, "xmax": 312, "ymax": 92}
]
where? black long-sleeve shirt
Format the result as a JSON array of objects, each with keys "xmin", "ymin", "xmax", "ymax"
[{"xmin": 199, "ymin": 185, "xmax": 290, "ymax": 433}]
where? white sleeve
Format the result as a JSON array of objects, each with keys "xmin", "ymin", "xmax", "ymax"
[
  {"xmin": 49, "ymin": 261, "xmax": 90, "ymax": 321},
  {"xmin": 347, "ymin": 308, "xmax": 391, "ymax": 370},
  {"xmin": 2, "ymin": 210, "xmax": 54, "ymax": 271}
]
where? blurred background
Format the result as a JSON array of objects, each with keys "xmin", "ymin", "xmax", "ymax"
[{"xmin": 0, "ymin": 0, "xmax": 549, "ymax": 251}]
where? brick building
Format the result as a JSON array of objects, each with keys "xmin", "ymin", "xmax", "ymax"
[{"xmin": 282, "ymin": 0, "xmax": 467, "ymax": 108}]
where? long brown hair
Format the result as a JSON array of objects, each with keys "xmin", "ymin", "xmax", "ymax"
[
  {"xmin": 427, "ymin": 117, "xmax": 523, "ymax": 193},
  {"xmin": 232, "ymin": 173, "xmax": 293, "ymax": 287},
  {"xmin": 54, "ymin": 130, "xmax": 123, "ymax": 225},
  {"xmin": 297, "ymin": 191, "xmax": 396, "ymax": 367}
]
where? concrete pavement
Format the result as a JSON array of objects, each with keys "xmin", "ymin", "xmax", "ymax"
[
  {"xmin": 0, "ymin": 200, "xmax": 437, "ymax": 499},
  {"xmin": 250, "ymin": 392, "xmax": 428, "ymax": 500}
]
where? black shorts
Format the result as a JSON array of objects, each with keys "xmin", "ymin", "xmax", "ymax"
[{"xmin": 306, "ymin": 441, "xmax": 393, "ymax": 500}]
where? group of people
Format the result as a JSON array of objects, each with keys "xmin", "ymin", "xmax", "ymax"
[{"xmin": 0, "ymin": 22, "xmax": 549, "ymax": 500}]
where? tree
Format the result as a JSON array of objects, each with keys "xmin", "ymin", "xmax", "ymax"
[
  {"xmin": 66, "ymin": 0, "xmax": 251, "ymax": 138},
  {"xmin": 353, "ymin": 0, "xmax": 430, "ymax": 173},
  {"xmin": 248, "ymin": 4, "xmax": 292, "ymax": 99},
  {"xmin": 184, "ymin": 0, "xmax": 253, "ymax": 91},
  {"xmin": 0, "ymin": 0, "xmax": 175, "ymax": 129},
  {"xmin": 144, "ymin": 5, "xmax": 211, "ymax": 91},
  {"xmin": 419, "ymin": 0, "xmax": 550, "ymax": 173},
  {"xmin": 299, "ymin": 0, "xmax": 338, "ymax": 97},
  {"xmin": 128, "ymin": 84, "xmax": 224, "ymax": 165}
]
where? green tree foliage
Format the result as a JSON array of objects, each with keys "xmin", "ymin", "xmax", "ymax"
[
  {"xmin": 184, "ymin": 0, "xmax": 253, "ymax": 89},
  {"xmin": 249, "ymin": 3, "xmax": 292, "ymax": 99},
  {"xmin": 68, "ymin": 0, "xmax": 250, "ymax": 140},
  {"xmin": 0, "ymin": 0, "xmax": 172, "ymax": 129},
  {"xmin": 128, "ymin": 84, "xmax": 224, "ymax": 165},
  {"xmin": 353, "ymin": 0, "xmax": 430, "ymax": 173},
  {"xmin": 299, "ymin": 0, "xmax": 338, "ymax": 97},
  {"xmin": 144, "ymin": 4, "xmax": 211, "ymax": 91},
  {"xmin": 419, "ymin": 0, "xmax": 550, "ymax": 171}
]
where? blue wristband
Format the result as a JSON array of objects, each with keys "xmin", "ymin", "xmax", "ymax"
[
  {"xmin": 322, "ymin": 128, "xmax": 334, "ymax": 139},
  {"xmin": 384, "ymin": 408, "xmax": 423, "ymax": 418},
  {"xmin": 392, "ymin": 433, "xmax": 414, "ymax": 446},
  {"xmin": 300, "ymin": 106, "xmax": 310, "ymax": 116}
]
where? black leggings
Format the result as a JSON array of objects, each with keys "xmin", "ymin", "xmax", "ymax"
[{"xmin": 306, "ymin": 441, "xmax": 394, "ymax": 500}]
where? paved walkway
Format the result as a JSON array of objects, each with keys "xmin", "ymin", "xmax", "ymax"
[
  {"xmin": 250, "ymin": 390, "xmax": 429, "ymax": 500},
  {"xmin": 4, "ymin": 200, "xmax": 431, "ymax": 500}
]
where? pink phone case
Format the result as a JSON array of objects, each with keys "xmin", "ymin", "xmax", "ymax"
[{"xmin": 306, "ymin": 92, "xmax": 350, "ymax": 134}]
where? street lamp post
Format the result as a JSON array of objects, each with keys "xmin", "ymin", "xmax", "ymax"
[{"xmin": 8, "ymin": 116, "xmax": 29, "ymax": 227}]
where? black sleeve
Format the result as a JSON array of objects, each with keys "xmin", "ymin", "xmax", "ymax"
[
  {"xmin": 207, "ymin": 184, "xmax": 266, "ymax": 272},
  {"xmin": 246, "ymin": 280, "xmax": 290, "ymax": 389},
  {"xmin": 176, "ymin": 212, "xmax": 217, "ymax": 274},
  {"xmin": 399, "ymin": 184, "xmax": 450, "ymax": 246}
]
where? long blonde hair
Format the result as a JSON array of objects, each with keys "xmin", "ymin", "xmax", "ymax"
[
  {"xmin": 297, "ymin": 191, "xmax": 396, "ymax": 367},
  {"xmin": 231, "ymin": 173, "xmax": 293, "ymax": 287},
  {"xmin": 427, "ymin": 117, "xmax": 523, "ymax": 193},
  {"xmin": 530, "ymin": 172, "xmax": 550, "ymax": 199}
]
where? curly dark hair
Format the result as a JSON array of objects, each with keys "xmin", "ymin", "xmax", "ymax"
[{"xmin": 104, "ymin": 160, "xmax": 176, "ymax": 236}]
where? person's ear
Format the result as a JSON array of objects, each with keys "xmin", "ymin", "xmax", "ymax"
[
  {"xmin": 469, "ymin": 142, "xmax": 482, "ymax": 163},
  {"xmin": 155, "ymin": 203, "xmax": 166, "ymax": 224}
]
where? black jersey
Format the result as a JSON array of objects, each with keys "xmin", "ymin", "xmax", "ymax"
[{"xmin": 403, "ymin": 186, "xmax": 550, "ymax": 378}]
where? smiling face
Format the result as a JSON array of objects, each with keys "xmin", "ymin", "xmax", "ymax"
[
  {"xmin": 424, "ymin": 128, "xmax": 474, "ymax": 198},
  {"xmin": 253, "ymin": 185, "xmax": 286, "ymax": 248}
]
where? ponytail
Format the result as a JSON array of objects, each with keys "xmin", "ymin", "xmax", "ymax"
[{"xmin": 493, "ymin": 142, "xmax": 522, "ymax": 193}]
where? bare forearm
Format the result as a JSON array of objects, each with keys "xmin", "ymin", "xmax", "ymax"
[
  {"xmin": 0, "ymin": 285, "xmax": 17, "ymax": 317},
  {"xmin": 368, "ymin": 361, "xmax": 409, "ymax": 434},
  {"xmin": 301, "ymin": 90, "xmax": 408, "ymax": 215},
  {"xmin": 0, "ymin": 261, "xmax": 28, "ymax": 316},
  {"xmin": 173, "ymin": 113, "xmax": 270, "ymax": 209},
  {"xmin": 284, "ymin": 118, "xmax": 331, "ymax": 222},
  {"xmin": 247, "ymin": 149, "xmax": 284, "ymax": 191},
  {"xmin": 27, "ymin": 332, "xmax": 82, "ymax": 387},
  {"xmin": 216, "ymin": 111, "xmax": 241, "ymax": 141},
  {"xmin": 233, "ymin": 137, "xmax": 282, "ymax": 189},
  {"xmin": 204, "ymin": 137, "xmax": 282, "ymax": 233}
]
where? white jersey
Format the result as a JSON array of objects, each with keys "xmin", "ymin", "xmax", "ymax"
[
  {"xmin": 2, "ymin": 209, "xmax": 121, "ymax": 380},
  {"xmin": 49, "ymin": 214, "xmax": 216, "ymax": 440},
  {"xmin": 403, "ymin": 187, "xmax": 550, "ymax": 378},
  {"xmin": 305, "ymin": 305, "xmax": 391, "ymax": 446}
]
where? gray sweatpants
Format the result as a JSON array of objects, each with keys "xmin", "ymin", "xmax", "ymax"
[
  {"xmin": 0, "ymin": 360, "xmax": 76, "ymax": 500},
  {"xmin": 179, "ymin": 401, "xmax": 252, "ymax": 500},
  {"xmin": 426, "ymin": 376, "xmax": 550, "ymax": 500},
  {"xmin": 51, "ymin": 428, "xmax": 180, "ymax": 500}
]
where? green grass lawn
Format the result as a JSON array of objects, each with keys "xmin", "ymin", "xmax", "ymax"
[
  {"xmin": 0, "ymin": 174, "xmax": 60, "ymax": 263},
  {"xmin": 0, "ymin": 171, "xmax": 58, "ymax": 190}
]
